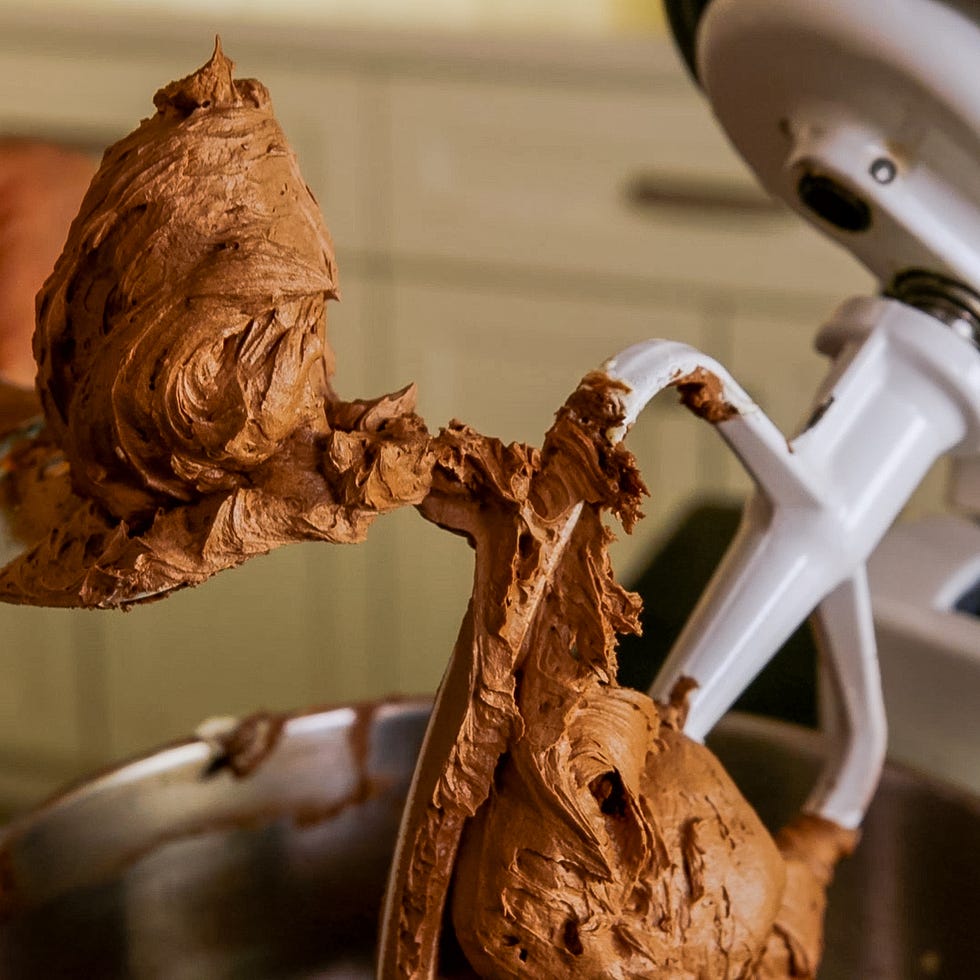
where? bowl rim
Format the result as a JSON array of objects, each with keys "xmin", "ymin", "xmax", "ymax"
[{"xmin": 4, "ymin": 699, "xmax": 979, "ymax": 843}]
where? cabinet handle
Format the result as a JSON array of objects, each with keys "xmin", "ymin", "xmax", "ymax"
[{"xmin": 623, "ymin": 173, "xmax": 786, "ymax": 219}]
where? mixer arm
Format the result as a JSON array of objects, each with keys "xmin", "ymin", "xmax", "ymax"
[
  {"xmin": 609, "ymin": 294, "xmax": 980, "ymax": 829},
  {"xmin": 808, "ymin": 567, "xmax": 886, "ymax": 828}
]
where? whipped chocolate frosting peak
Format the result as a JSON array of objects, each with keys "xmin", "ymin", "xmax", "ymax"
[
  {"xmin": 35, "ymin": 38, "xmax": 338, "ymax": 522},
  {"xmin": 0, "ymin": 44, "xmax": 430, "ymax": 607}
]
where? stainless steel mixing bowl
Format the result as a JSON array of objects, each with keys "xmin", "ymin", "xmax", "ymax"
[{"xmin": 0, "ymin": 699, "xmax": 976, "ymax": 978}]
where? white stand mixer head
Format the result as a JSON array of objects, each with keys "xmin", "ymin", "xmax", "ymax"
[{"xmin": 698, "ymin": 0, "xmax": 980, "ymax": 299}]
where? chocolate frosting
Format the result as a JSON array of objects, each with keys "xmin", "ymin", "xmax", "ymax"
[
  {"xmin": 451, "ymin": 695, "xmax": 785, "ymax": 978},
  {"xmin": 754, "ymin": 815, "xmax": 858, "ymax": 978},
  {"xmin": 0, "ymin": 42, "xmax": 433, "ymax": 606},
  {"xmin": 0, "ymin": 45, "xmax": 856, "ymax": 980},
  {"xmin": 383, "ymin": 376, "xmax": 840, "ymax": 979},
  {"xmin": 36, "ymin": 39, "xmax": 338, "ymax": 519}
]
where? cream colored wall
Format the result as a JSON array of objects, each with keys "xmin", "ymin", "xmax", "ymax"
[
  {"xmin": 18, "ymin": 0, "xmax": 667, "ymax": 35},
  {"xmin": 0, "ymin": 7, "xmax": 942, "ymax": 813}
]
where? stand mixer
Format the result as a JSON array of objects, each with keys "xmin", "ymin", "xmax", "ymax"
[
  {"xmin": 616, "ymin": 0, "xmax": 980, "ymax": 829},
  {"xmin": 377, "ymin": 6, "xmax": 980, "ymax": 970}
]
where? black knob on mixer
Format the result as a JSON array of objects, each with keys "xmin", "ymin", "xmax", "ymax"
[{"xmin": 796, "ymin": 171, "xmax": 872, "ymax": 233}]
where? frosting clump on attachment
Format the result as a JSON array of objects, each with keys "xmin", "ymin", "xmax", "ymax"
[
  {"xmin": 383, "ymin": 376, "xmax": 844, "ymax": 980},
  {"xmin": 0, "ymin": 41, "xmax": 433, "ymax": 607},
  {"xmin": 36, "ymin": 39, "xmax": 338, "ymax": 520}
]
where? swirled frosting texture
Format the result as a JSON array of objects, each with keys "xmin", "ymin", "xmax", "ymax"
[
  {"xmin": 0, "ymin": 43, "xmax": 433, "ymax": 606},
  {"xmin": 35, "ymin": 40, "xmax": 338, "ymax": 521},
  {"xmin": 0, "ymin": 46, "xmax": 856, "ymax": 980},
  {"xmin": 384, "ymin": 376, "xmax": 856, "ymax": 980}
]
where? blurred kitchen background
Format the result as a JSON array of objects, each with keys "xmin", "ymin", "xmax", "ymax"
[{"xmin": 0, "ymin": 0, "xmax": 952, "ymax": 815}]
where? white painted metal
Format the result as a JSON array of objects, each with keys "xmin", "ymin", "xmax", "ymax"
[
  {"xmin": 697, "ymin": 0, "xmax": 980, "ymax": 290},
  {"xmin": 642, "ymin": 0, "xmax": 980, "ymax": 828},
  {"xmin": 869, "ymin": 515, "xmax": 980, "ymax": 794},
  {"xmin": 604, "ymin": 295, "xmax": 980, "ymax": 827}
]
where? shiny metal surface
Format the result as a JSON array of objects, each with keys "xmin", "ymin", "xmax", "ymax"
[{"xmin": 0, "ymin": 701, "xmax": 976, "ymax": 978}]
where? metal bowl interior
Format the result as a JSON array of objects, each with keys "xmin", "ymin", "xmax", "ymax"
[{"xmin": 0, "ymin": 700, "xmax": 977, "ymax": 979}]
